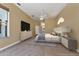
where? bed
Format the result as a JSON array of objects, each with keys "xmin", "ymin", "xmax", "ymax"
[
  {"xmin": 45, "ymin": 34, "xmax": 61, "ymax": 43},
  {"xmin": 35, "ymin": 33, "xmax": 61, "ymax": 43}
]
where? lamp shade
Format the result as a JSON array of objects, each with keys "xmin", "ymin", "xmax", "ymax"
[{"xmin": 57, "ymin": 17, "xmax": 64, "ymax": 25}]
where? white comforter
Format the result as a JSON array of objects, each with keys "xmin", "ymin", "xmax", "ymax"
[{"xmin": 45, "ymin": 34, "xmax": 61, "ymax": 43}]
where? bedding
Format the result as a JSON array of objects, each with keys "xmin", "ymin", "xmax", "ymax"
[
  {"xmin": 45, "ymin": 34, "xmax": 61, "ymax": 43},
  {"xmin": 35, "ymin": 33, "xmax": 61, "ymax": 43}
]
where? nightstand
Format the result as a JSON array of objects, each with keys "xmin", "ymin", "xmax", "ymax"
[{"xmin": 61, "ymin": 37, "xmax": 77, "ymax": 51}]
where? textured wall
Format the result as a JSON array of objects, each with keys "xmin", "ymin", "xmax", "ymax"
[
  {"xmin": 56, "ymin": 3, "xmax": 79, "ymax": 49},
  {"xmin": 0, "ymin": 3, "xmax": 39, "ymax": 48}
]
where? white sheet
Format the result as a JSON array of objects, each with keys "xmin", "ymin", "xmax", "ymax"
[{"xmin": 45, "ymin": 34, "xmax": 61, "ymax": 43}]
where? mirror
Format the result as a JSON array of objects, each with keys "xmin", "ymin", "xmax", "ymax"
[{"xmin": 0, "ymin": 5, "xmax": 9, "ymax": 38}]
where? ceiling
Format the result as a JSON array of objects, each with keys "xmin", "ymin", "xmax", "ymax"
[{"xmin": 16, "ymin": 3, "xmax": 67, "ymax": 20}]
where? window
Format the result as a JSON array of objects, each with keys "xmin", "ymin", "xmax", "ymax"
[{"xmin": 0, "ymin": 5, "xmax": 9, "ymax": 38}]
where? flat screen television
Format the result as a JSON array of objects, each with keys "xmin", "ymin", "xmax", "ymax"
[{"xmin": 21, "ymin": 21, "xmax": 30, "ymax": 31}]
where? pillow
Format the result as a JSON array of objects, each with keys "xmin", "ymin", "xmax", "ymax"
[
  {"xmin": 51, "ymin": 32, "xmax": 56, "ymax": 36},
  {"xmin": 56, "ymin": 33, "xmax": 61, "ymax": 36},
  {"xmin": 61, "ymin": 32, "xmax": 70, "ymax": 37},
  {"xmin": 51, "ymin": 32, "xmax": 61, "ymax": 36}
]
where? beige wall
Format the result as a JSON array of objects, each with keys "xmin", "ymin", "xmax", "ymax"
[
  {"xmin": 56, "ymin": 3, "xmax": 79, "ymax": 49},
  {"xmin": 0, "ymin": 3, "xmax": 39, "ymax": 48},
  {"xmin": 45, "ymin": 18, "xmax": 57, "ymax": 33}
]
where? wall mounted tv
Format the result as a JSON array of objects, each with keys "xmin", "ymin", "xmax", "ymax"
[{"xmin": 21, "ymin": 21, "xmax": 30, "ymax": 31}]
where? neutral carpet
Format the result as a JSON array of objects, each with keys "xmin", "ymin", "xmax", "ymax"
[{"xmin": 0, "ymin": 37, "xmax": 79, "ymax": 56}]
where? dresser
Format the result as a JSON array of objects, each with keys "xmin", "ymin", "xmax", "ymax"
[{"xmin": 21, "ymin": 31, "xmax": 32, "ymax": 41}]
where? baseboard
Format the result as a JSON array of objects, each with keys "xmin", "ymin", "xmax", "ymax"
[
  {"xmin": 0, "ymin": 41, "xmax": 20, "ymax": 51},
  {"xmin": 76, "ymin": 49, "xmax": 79, "ymax": 53}
]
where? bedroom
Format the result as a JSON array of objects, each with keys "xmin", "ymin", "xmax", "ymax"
[{"xmin": 0, "ymin": 3, "xmax": 79, "ymax": 56}]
